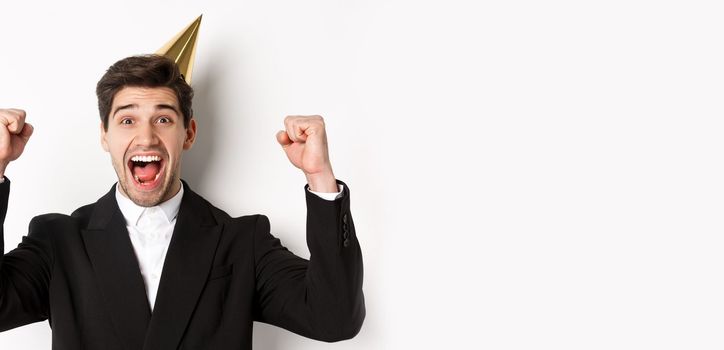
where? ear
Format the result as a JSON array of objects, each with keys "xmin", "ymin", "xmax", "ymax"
[
  {"xmin": 183, "ymin": 118, "xmax": 197, "ymax": 150},
  {"xmin": 100, "ymin": 122, "xmax": 109, "ymax": 152}
]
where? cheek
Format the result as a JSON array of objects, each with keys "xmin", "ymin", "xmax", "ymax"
[
  {"xmin": 164, "ymin": 132, "xmax": 189, "ymax": 156},
  {"xmin": 104, "ymin": 138, "xmax": 129, "ymax": 163}
]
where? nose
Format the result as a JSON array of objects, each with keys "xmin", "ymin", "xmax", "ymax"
[{"xmin": 134, "ymin": 121, "xmax": 160, "ymax": 147}]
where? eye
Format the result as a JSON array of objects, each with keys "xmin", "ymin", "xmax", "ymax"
[
  {"xmin": 157, "ymin": 116, "xmax": 171, "ymax": 124},
  {"xmin": 120, "ymin": 118, "xmax": 133, "ymax": 125}
]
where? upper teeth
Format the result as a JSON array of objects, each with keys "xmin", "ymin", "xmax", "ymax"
[{"xmin": 131, "ymin": 155, "xmax": 161, "ymax": 162}]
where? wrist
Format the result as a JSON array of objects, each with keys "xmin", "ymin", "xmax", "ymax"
[
  {"xmin": 305, "ymin": 170, "xmax": 337, "ymax": 192},
  {"xmin": 0, "ymin": 162, "xmax": 8, "ymax": 179}
]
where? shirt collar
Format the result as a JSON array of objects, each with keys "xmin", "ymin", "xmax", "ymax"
[{"xmin": 115, "ymin": 182, "xmax": 184, "ymax": 226}]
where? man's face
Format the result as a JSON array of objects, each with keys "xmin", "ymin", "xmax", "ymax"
[{"xmin": 101, "ymin": 86, "xmax": 196, "ymax": 207}]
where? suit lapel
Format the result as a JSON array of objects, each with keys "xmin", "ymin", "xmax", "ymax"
[
  {"xmin": 142, "ymin": 183, "xmax": 223, "ymax": 350},
  {"xmin": 81, "ymin": 185, "xmax": 151, "ymax": 350}
]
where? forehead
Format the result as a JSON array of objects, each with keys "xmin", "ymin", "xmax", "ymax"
[{"xmin": 111, "ymin": 86, "xmax": 179, "ymax": 107}]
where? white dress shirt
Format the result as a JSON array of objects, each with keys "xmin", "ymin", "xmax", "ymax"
[
  {"xmin": 115, "ymin": 185, "xmax": 183, "ymax": 311},
  {"xmin": 115, "ymin": 182, "xmax": 342, "ymax": 311}
]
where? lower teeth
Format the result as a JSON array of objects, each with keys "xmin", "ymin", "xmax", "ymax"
[{"xmin": 135, "ymin": 174, "xmax": 159, "ymax": 184}]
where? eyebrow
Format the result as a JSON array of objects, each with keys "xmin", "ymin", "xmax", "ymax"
[
  {"xmin": 112, "ymin": 103, "xmax": 180, "ymax": 118},
  {"xmin": 112, "ymin": 104, "xmax": 137, "ymax": 117},
  {"xmin": 155, "ymin": 104, "xmax": 180, "ymax": 115}
]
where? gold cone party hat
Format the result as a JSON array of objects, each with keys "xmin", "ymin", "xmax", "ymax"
[{"xmin": 156, "ymin": 15, "xmax": 202, "ymax": 84}]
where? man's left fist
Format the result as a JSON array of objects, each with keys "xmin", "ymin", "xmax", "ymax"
[{"xmin": 276, "ymin": 115, "xmax": 337, "ymax": 192}]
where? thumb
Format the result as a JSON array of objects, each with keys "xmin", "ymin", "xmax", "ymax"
[{"xmin": 275, "ymin": 130, "xmax": 293, "ymax": 148}]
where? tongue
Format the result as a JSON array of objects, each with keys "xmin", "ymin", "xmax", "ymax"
[{"xmin": 132, "ymin": 162, "xmax": 160, "ymax": 183}]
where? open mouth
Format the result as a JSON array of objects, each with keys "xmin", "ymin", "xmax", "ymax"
[{"xmin": 128, "ymin": 155, "xmax": 164, "ymax": 188}]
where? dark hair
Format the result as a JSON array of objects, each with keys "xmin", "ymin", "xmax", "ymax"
[{"xmin": 96, "ymin": 55, "xmax": 194, "ymax": 130}]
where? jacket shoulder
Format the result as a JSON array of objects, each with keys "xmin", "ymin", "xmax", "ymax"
[
  {"xmin": 25, "ymin": 212, "xmax": 78, "ymax": 244},
  {"xmin": 188, "ymin": 191, "xmax": 265, "ymax": 230},
  {"xmin": 25, "ymin": 201, "xmax": 95, "ymax": 237},
  {"xmin": 69, "ymin": 202, "xmax": 96, "ymax": 228}
]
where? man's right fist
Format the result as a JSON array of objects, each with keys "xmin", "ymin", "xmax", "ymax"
[{"xmin": 0, "ymin": 109, "xmax": 33, "ymax": 177}]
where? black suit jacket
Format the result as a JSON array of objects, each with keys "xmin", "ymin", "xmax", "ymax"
[{"xmin": 0, "ymin": 179, "xmax": 364, "ymax": 349}]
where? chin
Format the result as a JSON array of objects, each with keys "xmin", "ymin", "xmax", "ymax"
[{"xmin": 128, "ymin": 192, "xmax": 165, "ymax": 207}]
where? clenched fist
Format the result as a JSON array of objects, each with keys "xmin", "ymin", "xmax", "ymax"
[
  {"xmin": 276, "ymin": 115, "xmax": 337, "ymax": 192},
  {"xmin": 0, "ymin": 109, "xmax": 34, "ymax": 177}
]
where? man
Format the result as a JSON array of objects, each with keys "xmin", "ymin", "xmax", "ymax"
[{"xmin": 0, "ymin": 55, "xmax": 364, "ymax": 349}]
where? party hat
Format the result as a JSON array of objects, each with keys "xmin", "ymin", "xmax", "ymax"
[{"xmin": 156, "ymin": 15, "xmax": 202, "ymax": 84}]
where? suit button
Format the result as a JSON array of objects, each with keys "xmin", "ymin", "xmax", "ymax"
[
  {"xmin": 342, "ymin": 223, "xmax": 348, "ymax": 232},
  {"xmin": 343, "ymin": 231, "xmax": 349, "ymax": 240},
  {"xmin": 343, "ymin": 239, "xmax": 350, "ymax": 247},
  {"xmin": 342, "ymin": 214, "xmax": 348, "ymax": 224}
]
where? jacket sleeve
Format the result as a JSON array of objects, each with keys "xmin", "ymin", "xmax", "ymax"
[
  {"xmin": 0, "ymin": 179, "xmax": 53, "ymax": 332},
  {"xmin": 252, "ymin": 180, "xmax": 365, "ymax": 342}
]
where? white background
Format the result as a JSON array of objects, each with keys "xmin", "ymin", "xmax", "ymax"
[{"xmin": 1, "ymin": 0, "xmax": 723, "ymax": 349}]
